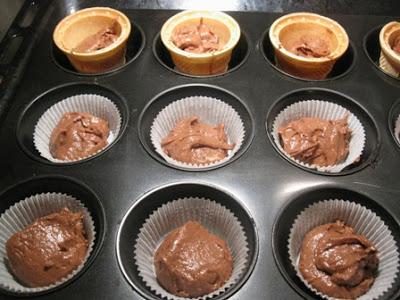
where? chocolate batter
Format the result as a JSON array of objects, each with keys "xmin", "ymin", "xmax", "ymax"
[
  {"xmin": 74, "ymin": 21, "xmax": 119, "ymax": 53},
  {"xmin": 154, "ymin": 221, "xmax": 233, "ymax": 297},
  {"xmin": 278, "ymin": 116, "xmax": 351, "ymax": 167},
  {"xmin": 392, "ymin": 35, "xmax": 400, "ymax": 54},
  {"xmin": 288, "ymin": 34, "xmax": 331, "ymax": 58},
  {"xmin": 299, "ymin": 221, "xmax": 378, "ymax": 299},
  {"xmin": 161, "ymin": 116, "xmax": 235, "ymax": 165},
  {"xmin": 172, "ymin": 18, "xmax": 221, "ymax": 53},
  {"xmin": 50, "ymin": 112, "xmax": 110, "ymax": 161},
  {"xmin": 6, "ymin": 208, "xmax": 88, "ymax": 287}
]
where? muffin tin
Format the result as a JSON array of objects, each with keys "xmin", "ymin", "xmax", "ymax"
[{"xmin": 0, "ymin": 4, "xmax": 400, "ymax": 300}]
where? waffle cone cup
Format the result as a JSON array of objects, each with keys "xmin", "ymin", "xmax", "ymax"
[
  {"xmin": 53, "ymin": 7, "xmax": 131, "ymax": 74},
  {"xmin": 269, "ymin": 12, "xmax": 349, "ymax": 80},
  {"xmin": 379, "ymin": 51, "xmax": 399, "ymax": 77},
  {"xmin": 161, "ymin": 10, "xmax": 240, "ymax": 76},
  {"xmin": 379, "ymin": 21, "xmax": 400, "ymax": 76}
]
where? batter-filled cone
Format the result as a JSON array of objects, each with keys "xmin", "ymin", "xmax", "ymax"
[
  {"xmin": 161, "ymin": 10, "xmax": 241, "ymax": 76},
  {"xmin": 53, "ymin": 7, "xmax": 131, "ymax": 74},
  {"xmin": 269, "ymin": 12, "xmax": 349, "ymax": 80},
  {"xmin": 379, "ymin": 21, "xmax": 400, "ymax": 77}
]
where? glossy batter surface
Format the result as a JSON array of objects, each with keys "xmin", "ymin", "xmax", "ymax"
[
  {"xmin": 6, "ymin": 208, "xmax": 88, "ymax": 287},
  {"xmin": 161, "ymin": 116, "xmax": 234, "ymax": 165},
  {"xmin": 171, "ymin": 18, "xmax": 221, "ymax": 53},
  {"xmin": 278, "ymin": 116, "xmax": 350, "ymax": 167},
  {"xmin": 287, "ymin": 34, "xmax": 331, "ymax": 58},
  {"xmin": 50, "ymin": 112, "xmax": 110, "ymax": 161},
  {"xmin": 299, "ymin": 221, "xmax": 378, "ymax": 299},
  {"xmin": 154, "ymin": 221, "xmax": 233, "ymax": 297},
  {"xmin": 74, "ymin": 21, "xmax": 119, "ymax": 53}
]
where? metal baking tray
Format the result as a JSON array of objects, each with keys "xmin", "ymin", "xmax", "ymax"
[{"xmin": 0, "ymin": 2, "xmax": 400, "ymax": 300}]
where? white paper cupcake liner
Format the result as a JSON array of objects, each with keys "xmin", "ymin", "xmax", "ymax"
[
  {"xmin": 379, "ymin": 52, "xmax": 400, "ymax": 77},
  {"xmin": 395, "ymin": 114, "xmax": 400, "ymax": 145},
  {"xmin": 271, "ymin": 100, "xmax": 366, "ymax": 173},
  {"xmin": 288, "ymin": 199, "xmax": 400, "ymax": 300},
  {"xmin": 150, "ymin": 96, "xmax": 245, "ymax": 169},
  {"xmin": 0, "ymin": 192, "xmax": 96, "ymax": 294},
  {"xmin": 134, "ymin": 197, "xmax": 249, "ymax": 300},
  {"xmin": 33, "ymin": 94, "xmax": 122, "ymax": 163}
]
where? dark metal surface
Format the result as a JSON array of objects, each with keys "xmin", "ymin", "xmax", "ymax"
[
  {"xmin": 0, "ymin": 0, "xmax": 52, "ymax": 124},
  {"xmin": 0, "ymin": 1, "xmax": 400, "ymax": 300},
  {"xmin": 0, "ymin": 0, "xmax": 24, "ymax": 42},
  {"xmin": 54, "ymin": 0, "xmax": 400, "ymax": 16}
]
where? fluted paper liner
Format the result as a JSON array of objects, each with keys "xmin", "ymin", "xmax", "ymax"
[
  {"xmin": 33, "ymin": 94, "xmax": 121, "ymax": 163},
  {"xmin": 271, "ymin": 100, "xmax": 366, "ymax": 173},
  {"xmin": 288, "ymin": 199, "xmax": 399, "ymax": 300},
  {"xmin": 150, "ymin": 96, "xmax": 245, "ymax": 169},
  {"xmin": 379, "ymin": 51, "xmax": 400, "ymax": 77},
  {"xmin": 394, "ymin": 114, "xmax": 400, "ymax": 145},
  {"xmin": 134, "ymin": 197, "xmax": 249, "ymax": 300},
  {"xmin": 0, "ymin": 192, "xmax": 96, "ymax": 294}
]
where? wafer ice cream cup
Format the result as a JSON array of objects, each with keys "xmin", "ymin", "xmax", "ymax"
[
  {"xmin": 379, "ymin": 21, "xmax": 400, "ymax": 77},
  {"xmin": 270, "ymin": 99, "xmax": 365, "ymax": 173},
  {"xmin": 160, "ymin": 10, "xmax": 241, "ymax": 76},
  {"xmin": 53, "ymin": 7, "xmax": 131, "ymax": 74},
  {"xmin": 134, "ymin": 197, "xmax": 249, "ymax": 300},
  {"xmin": 379, "ymin": 52, "xmax": 399, "ymax": 77},
  {"xmin": 269, "ymin": 12, "xmax": 349, "ymax": 80},
  {"xmin": 0, "ymin": 192, "xmax": 95, "ymax": 294},
  {"xmin": 288, "ymin": 199, "xmax": 399, "ymax": 300},
  {"xmin": 150, "ymin": 96, "xmax": 245, "ymax": 169},
  {"xmin": 33, "ymin": 94, "xmax": 121, "ymax": 163}
]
